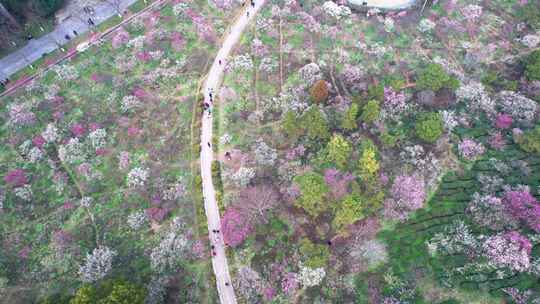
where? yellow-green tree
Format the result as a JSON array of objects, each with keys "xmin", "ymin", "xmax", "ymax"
[
  {"xmin": 327, "ymin": 134, "xmax": 352, "ymax": 169},
  {"xmin": 341, "ymin": 103, "xmax": 359, "ymax": 131},
  {"xmin": 299, "ymin": 238, "xmax": 330, "ymax": 268},
  {"xmin": 358, "ymin": 141, "xmax": 379, "ymax": 180},
  {"xmin": 332, "ymin": 194, "xmax": 364, "ymax": 231},
  {"xmin": 293, "ymin": 171, "xmax": 329, "ymax": 217},
  {"xmin": 302, "ymin": 106, "xmax": 330, "ymax": 140},
  {"xmin": 282, "ymin": 110, "xmax": 303, "ymax": 142},
  {"xmin": 360, "ymin": 100, "xmax": 380, "ymax": 124}
]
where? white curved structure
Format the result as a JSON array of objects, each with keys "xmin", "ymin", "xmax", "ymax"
[{"xmin": 200, "ymin": 1, "xmax": 265, "ymax": 303}]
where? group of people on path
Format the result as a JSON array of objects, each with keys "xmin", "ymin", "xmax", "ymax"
[
  {"xmin": 241, "ymin": 0, "xmax": 256, "ymax": 17},
  {"xmin": 209, "ymin": 228, "xmax": 232, "ymax": 287},
  {"xmin": 0, "ymin": 77, "xmax": 9, "ymax": 90}
]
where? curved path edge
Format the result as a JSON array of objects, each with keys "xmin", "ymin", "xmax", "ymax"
[{"xmin": 200, "ymin": 1, "xmax": 265, "ymax": 304}]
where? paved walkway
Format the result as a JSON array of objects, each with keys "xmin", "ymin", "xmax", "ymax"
[
  {"xmin": 200, "ymin": 1, "xmax": 265, "ymax": 303},
  {"xmin": 0, "ymin": 0, "xmax": 138, "ymax": 81}
]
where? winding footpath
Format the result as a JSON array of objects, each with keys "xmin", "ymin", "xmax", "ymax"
[{"xmin": 200, "ymin": 1, "xmax": 265, "ymax": 303}]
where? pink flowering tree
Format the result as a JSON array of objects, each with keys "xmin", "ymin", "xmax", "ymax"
[
  {"xmin": 458, "ymin": 138, "xmax": 485, "ymax": 161},
  {"xmin": 281, "ymin": 272, "xmax": 299, "ymax": 295},
  {"xmin": 222, "ymin": 207, "xmax": 253, "ymax": 247},
  {"xmin": 482, "ymin": 231, "xmax": 531, "ymax": 273},
  {"xmin": 383, "ymin": 175, "xmax": 426, "ymax": 221},
  {"xmin": 503, "ymin": 189, "xmax": 540, "ymax": 233},
  {"xmin": 111, "ymin": 27, "xmax": 130, "ymax": 49},
  {"xmin": 383, "ymin": 87, "xmax": 407, "ymax": 120},
  {"xmin": 4, "ymin": 169, "xmax": 28, "ymax": 187},
  {"xmin": 495, "ymin": 113, "xmax": 512, "ymax": 129},
  {"xmin": 488, "ymin": 132, "xmax": 506, "ymax": 150},
  {"xmin": 323, "ymin": 168, "xmax": 354, "ymax": 201},
  {"xmin": 235, "ymin": 185, "xmax": 279, "ymax": 224},
  {"xmin": 170, "ymin": 31, "xmax": 186, "ymax": 51}
]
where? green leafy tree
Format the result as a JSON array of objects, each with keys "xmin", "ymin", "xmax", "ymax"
[
  {"xmin": 415, "ymin": 112, "xmax": 444, "ymax": 143},
  {"xmin": 33, "ymin": 0, "xmax": 65, "ymax": 16},
  {"xmin": 341, "ymin": 103, "xmax": 359, "ymax": 131},
  {"xmin": 293, "ymin": 171, "xmax": 329, "ymax": 217},
  {"xmin": 357, "ymin": 145, "xmax": 379, "ymax": 180},
  {"xmin": 302, "ymin": 106, "xmax": 330, "ymax": 140},
  {"xmin": 524, "ymin": 50, "xmax": 540, "ymax": 81},
  {"xmin": 299, "ymin": 238, "xmax": 330, "ymax": 268},
  {"xmin": 332, "ymin": 194, "xmax": 364, "ymax": 231},
  {"xmin": 70, "ymin": 286, "xmax": 99, "ymax": 304},
  {"xmin": 282, "ymin": 111, "xmax": 303, "ymax": 142},
  {"xmin": 381, "ymin": 131, "xmax": 398, "ymax": 147},
  {"xmin": 70, "ymin": 280, "xmax": 145, "ymax": 304},
  {"xmin": 416, "ymin": 63, "xmax": 459, "ymax": 92},
  {"xmin": 367, "ymin": 84, "xmax": 384, "ymax": 102},
  {"xmin": 517, "ymin": 125, "xmax": 540, "ymax": 154},
  {"xmin": 326, "ymin": 134, "xmax": 352, "ymax": 169},
  {"xmin": 99, "ymin": 280, "xmax": 145, "ymax": 304},
  {"xmin": 517, "ymin": 2, "xmax": 540, "ymax": 31},
  {"xmin": 360, "ymin": 100, "xmax": 380, "ymax": 124}
]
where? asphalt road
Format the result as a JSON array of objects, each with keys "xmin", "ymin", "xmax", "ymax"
[{"xmin": 0, "ymin": 0, "xmax": 138, "ymax": 81}]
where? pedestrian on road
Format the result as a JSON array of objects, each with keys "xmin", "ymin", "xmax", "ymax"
[
  {"xmin": 251, "ymin": 0, "xmax": 254, "ymax": 7},
  {"xmin": 242, "ymin": 1, "xmax": 245, "ymax": 6},
  {"xmin": 65, "ymin": 34, "xmax": 71, "ymax": 40},
  {"xmin": 219, "ymin": 59, "xmax": 222, "ymax": 65},
  {"xmin": 73, "ymin": 30, "xmax": 78, "ymax": 36},
  {"xmin": 225, "ymin": 282, "xmax": 230, "ymax": 286},
  {"xmin": 211, "ymin": 245, "xmax": 215, "ymax": 249},
  {"xmin": 207, "ymin": 142, "xmax": 211, "ymax": 148},
  {"xmin": 247, "ymin": 11, "xmax": 250, "ymax": 17}
]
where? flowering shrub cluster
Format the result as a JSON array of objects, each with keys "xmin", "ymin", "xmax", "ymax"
[
  {"xmin": 503, "ymin": 188, "xmax": 540, "ymax": 233},
  {"xmin": 127, "ymin": 167, "xmax": 149, "ymax": 188},
  {"xmin": 384, "ymin": 175, "xmax": 426, "ymax": 221},
  {"xmin": 78, "ymin": 246, "xmax": 117, "ymax": 283},
  {"xmin": 458, "ymin": 138, "xmax": 485, "ymax": 161},
  {"xmin": 322, "ymin": 1, "xmax": 351, "ymax": 19},
  {"xmin": 222, "ymin": 207, "xmax": 253, "ymax": 247},
  {"xmin": 483, "ymin": 231, "xmax": 531, "ymax": 273}
]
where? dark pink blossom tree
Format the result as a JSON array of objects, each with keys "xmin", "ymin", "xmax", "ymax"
[
  {"xmin": 145, "ymin": 207, "xmax": 169, "ymax": 222},
  {"xmin": 222, "ymin": 207, "xmax": 253, "ymax": 247},
  {"xmin": 4, "ymin": 169, "xmax": 28, "ymax": 187},
  {"xmin": 70, "ymin": 123, "xmax": 86, "ymax": 137},
  {"xmin": 503, "ymin": 189, "xmax": 540, "ymax": 233},
  {"xmin": 32, "ymin": 135, "xmax": 46, "ymax": 148},
  {"xmin": 495, "ymin": 113, "xmax": 513, "ymax": 129},
  {"xmin": 170, "ymin": 31, "xmax": 186, "ymax": 51}
]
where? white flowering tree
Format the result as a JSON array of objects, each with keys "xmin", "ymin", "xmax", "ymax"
[
  {"xmin": 78, "ymin": 246, "xmax": 117, "ymax": 283},
  {"xmin": 299, "ymin": 266, "xmax": 326, "ymax": 288}
]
